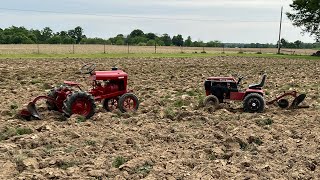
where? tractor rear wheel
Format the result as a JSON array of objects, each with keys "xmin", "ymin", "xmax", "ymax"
[
  {"xmin": 46, "ymin": 85, "xmax": 70, "ymax": 111},
  {"xmin": 203, "ymin": 95, "xmax": 219, "ymax": 107},
  {"xmin": 62, "ymin": 91, "xmax": 96, "ymax": 119},
  {"xmin": 243, "ymin": 93, "xmax": 265, "ymax": 113},
  {"xmin": 103, "ymin": 98, "xmax": 118, "ymax": 112},
  {"xmin": 118, "ymin": 93, "xmax": 139, "ymax": 113}
]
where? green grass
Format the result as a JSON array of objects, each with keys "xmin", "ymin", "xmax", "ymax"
[
  {"xmin": 112, "ymin": 156, "xmax": 126, "ymax": 168},
  {"xmin": 0, "ymin": 52, "xmax": 319, "ymax": 60}
]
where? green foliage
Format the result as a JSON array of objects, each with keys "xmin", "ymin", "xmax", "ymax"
[
  {"xmin": 16, "ymin": 127, "xmax": 33, "ymax": 135},
  {"xmin": 255, "ymin": 118, "xmax": 273, "ymax": 126},
  {"xmin": 112, "ymin": 156, "xmax": 126, "ymax": 168},
  {"xmin": 146, "ymin": 40, "xmax": 156, "ymax": 46},
  {"xmin": 184, "ymin": 36, "xmax": 192, "ymax": 47},
  {"xmin": 135, "ymin": 162, "xmax": 153, "ymax": 175},
  {"xmin": 172, "ymin": 34, "xmax": 184, "ymax": 46},
  {"xmin": 160, "ymin": 34, "xmax": 172, "ymax": 46},
  {"xmin": 0, "ymin": 126, "xmax": 33, "ymax": 141},
  {"xmin": 1, "ymin": 26, "xmax": 319, "ymax": 48},
  {"xmin": 85, "ymin": 140, "xmax": 96, "ymax": 146},
  {"xmin": 287, "ymin": 0, "xmax": 320, "ymax": 41},
  {"xmin": 77, "ymin": 116, "xmax": 86, "ymax": 123}
]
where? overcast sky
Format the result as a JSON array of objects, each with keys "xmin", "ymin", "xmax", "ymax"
[{"xmin": 0, "ymin": 0, "xmax": 315, "ymax": 43}]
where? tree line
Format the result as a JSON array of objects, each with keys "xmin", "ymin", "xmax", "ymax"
[{"xmin": 0, "ymin": 26, "xmax": 319, "ymax": 49}]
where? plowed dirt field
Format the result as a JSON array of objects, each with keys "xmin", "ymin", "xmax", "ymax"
[{"xmin": 0, "ymin": 56, "xmax": 319, "ymax": 179}]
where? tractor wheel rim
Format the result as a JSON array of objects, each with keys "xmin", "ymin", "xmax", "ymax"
[
  {"xmin": 71, "ymin": 98, "xmax": 91, "ymax": 116},
  {"xmin": 123, "ymin": 97, "xmax": 137, "ymax": 111},
  {"xmin": 249, "ymin": 98, "xmax": 260, "ymax": 110},
  {"xmin": 108, "ymin": 98, "xmax": 118, "ymax": 111}
]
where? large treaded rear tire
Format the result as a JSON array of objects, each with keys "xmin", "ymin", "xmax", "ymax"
[
  {"xmin": 243, "ymin": 93, "xmax": 265, "ymax": 113},
  {"xmin": 62, "ymin": 91, "xmax": 96, "ymax": 119}
]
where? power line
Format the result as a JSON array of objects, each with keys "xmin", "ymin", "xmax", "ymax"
[{"xmin": 0, "ymin": 7, "xmax": 290, "ymax": 23}]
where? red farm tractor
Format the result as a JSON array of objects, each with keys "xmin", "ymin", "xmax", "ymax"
[
  {"xmin": 20, "ymin": 64, "xmax": 139, "ymax": 120},
  {"xmin": 204, "ymin": 74, "xmax": 307, "ymax": 113}
]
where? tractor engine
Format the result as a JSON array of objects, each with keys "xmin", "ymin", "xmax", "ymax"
[{"xmin": 104, "ymin": 81, "xmax": 119, "ymax": 93}]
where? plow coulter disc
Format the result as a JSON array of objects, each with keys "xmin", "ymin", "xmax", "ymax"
[
  {"xmin": 277, "ymin": 99, "xmax": 289, "ymax": 109},
  {"xmin": 290, "ymin": 94, "xmax": 306, "ymax": 109}
]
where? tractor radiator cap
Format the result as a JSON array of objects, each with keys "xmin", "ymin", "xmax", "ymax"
[{"xmin": 112, "ymin": 67, "xmax": 118, "ymax": 71}]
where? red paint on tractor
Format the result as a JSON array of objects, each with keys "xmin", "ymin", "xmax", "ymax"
[{"xmin": 19, "ymin": 64, "xmax": 139, "ymax": 120}]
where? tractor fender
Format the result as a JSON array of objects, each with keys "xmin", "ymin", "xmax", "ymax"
[{"xmin": 243, "ymin": 89, "xmax": 264, "ymax": 100}]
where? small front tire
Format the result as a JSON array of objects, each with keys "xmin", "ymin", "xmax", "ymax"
[
  {"xmin": 118, "ymin": 93, "xmax": 139, "ymax": 113},
  {"xmin": 203, "ymin": 95, "xmax": 219, "ymax": 107},
  {"xmin": 103, "ymin": 98, "xmax": 118, "ymax": 112}
]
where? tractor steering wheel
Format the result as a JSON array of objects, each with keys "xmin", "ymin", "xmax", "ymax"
[{"xmin": 80, "ymin": 63, "xmax": 96, "ymax": 74}]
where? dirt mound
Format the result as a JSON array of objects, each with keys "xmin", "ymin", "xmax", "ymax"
[{"xmin": 0, "ymin": 56, "xmax": 319, "ymax": 179}]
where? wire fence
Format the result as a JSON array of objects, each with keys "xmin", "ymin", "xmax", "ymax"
[{"xmin": 0, "ymin": 44, "xmax": 316, "ymax": 55}]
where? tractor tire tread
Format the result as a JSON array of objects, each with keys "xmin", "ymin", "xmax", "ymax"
[
  {"xmin": 243, "ymin": 93, "xmax": 265, "ymax": 113},
  {"xmin": 62, "ymin": 91, "xmax": 96, "ymax": 119},
  {"xmin": 118, "ymin": 93, "xmax": 139, "ymax": 113}
]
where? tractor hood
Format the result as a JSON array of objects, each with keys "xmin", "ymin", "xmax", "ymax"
[{"xmin": 90, "ymin": 70, "xmax": 128, "ymax": 81}]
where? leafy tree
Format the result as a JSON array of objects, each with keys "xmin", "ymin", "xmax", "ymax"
[
  {"xmin": 59, "ymin": 31, "xmax": 68, "ymax": 37},
  {"xmin": 172, "ymin": 34, "xmax": 184, "ymax": 46},
  {"xmin": 206, "ymin": 40, "xmax": 222, "ymax": 47},
  {"xmin": 48, "ymin": 36, "xmax": 62, "ymax": 44},
  {"xmin": 74, "ymin": 26, "xmax": 85, "ymax": 43},
  {"xmin": 280, "ymin": 38, "xmax": 288, "ymax": 48},
  {"xmin": 146, "ymin": 39, "xmax": 156, "ymax": 46},
  {"xmin": 192, "ymin": 41, "xmax": 204, "ymax": 47},
  {"xmin": 116, "ymin": 39, "xmax": 125, "ymax": 45},
  {"xmin": 155, "ymin": 37, "xmax": 165, "ymax": 46},
  {"xmin": 160, "ymin": 34, "xmax": 172, "ymax": 46},
  {"xmin": 41, "ymin": 27, "xmax": 53, "ymax": 42},
  {"xmin": 184, "ymin": 36, "xmax": 192, "ymax": 47},
  {"xmin": 68, "ymin": 29, "xmax": 76, "ymax": 40},
  {"xmin": 62, "ymin": 37, "xmax": 76, "ymax": 44},
  {"xmin": 146, "ymin": 33, "xmax": 157, "ymax": 40},
  {"xmin": 287, "ymin": 0, "xmax": 320, "ymax": 41},
  {"xmin": 130, "ymin": 29, "xmax": 144, "ymax": 38},
  {"xmin": 294, "ymin": 40, "xmax": 303, "ymax": 48}
]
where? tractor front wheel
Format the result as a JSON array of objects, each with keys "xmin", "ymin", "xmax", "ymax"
[
  {"xmin": 103, "ymin": 98, "xmax": 118, "ymax": 112},
  {"xmin": 203, "ymin": 95, "xmax": 219, "ymax": 107},
  {"xmin": 62, "ymin": 91, "xmax": 96, "ymax": 119},
  {"xmin": 243, "ymin": 93, "xmax": 265, "ymax": 113},
  {"xmin": 118, "ymin": 93, "xmax": 139, "ymax": 113}
]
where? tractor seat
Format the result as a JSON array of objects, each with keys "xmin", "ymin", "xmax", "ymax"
[{"xmin": 249, "ymin": 74, "xmax": 266, "ymax": 89}]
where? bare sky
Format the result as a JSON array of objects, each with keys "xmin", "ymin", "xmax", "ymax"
[{"xmin": 0, "ymin": 0, "xmax": 316, "ymax": 43}]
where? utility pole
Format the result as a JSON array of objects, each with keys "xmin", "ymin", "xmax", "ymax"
[{"xmin": 277, "ymin": 6, "xmax": 283, "ymax": 54}]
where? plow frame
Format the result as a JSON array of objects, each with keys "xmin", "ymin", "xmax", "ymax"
[
  {"xmin": 266, "ymin": 91, "xmax": 308, "ymax": 109},
  {"xmin": 266, "ymin": 91, "xmax": 299, "ymax": 105}
]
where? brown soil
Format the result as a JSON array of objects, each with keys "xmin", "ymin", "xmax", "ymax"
[{"xmin": 0, "ymin": 57, "xmax": 319, "ymax": 179}]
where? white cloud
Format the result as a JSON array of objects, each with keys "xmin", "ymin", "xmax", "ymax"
[{"xmin": 0, "ymin": 0, "xmax": 315, "ymax": 43}]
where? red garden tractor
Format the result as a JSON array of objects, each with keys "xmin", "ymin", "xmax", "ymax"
[
  {"xmin": 20, "ymin": 63, "xmax": 139, "ymax": 120},
  {"xmin": 203, "ymin": 74, "xmax": 307, "ymax": 113}
]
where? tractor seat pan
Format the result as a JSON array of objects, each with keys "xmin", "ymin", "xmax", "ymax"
[{"xmin": 248, "ymin": 74, "xmax": 266, "ymax": 89}]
